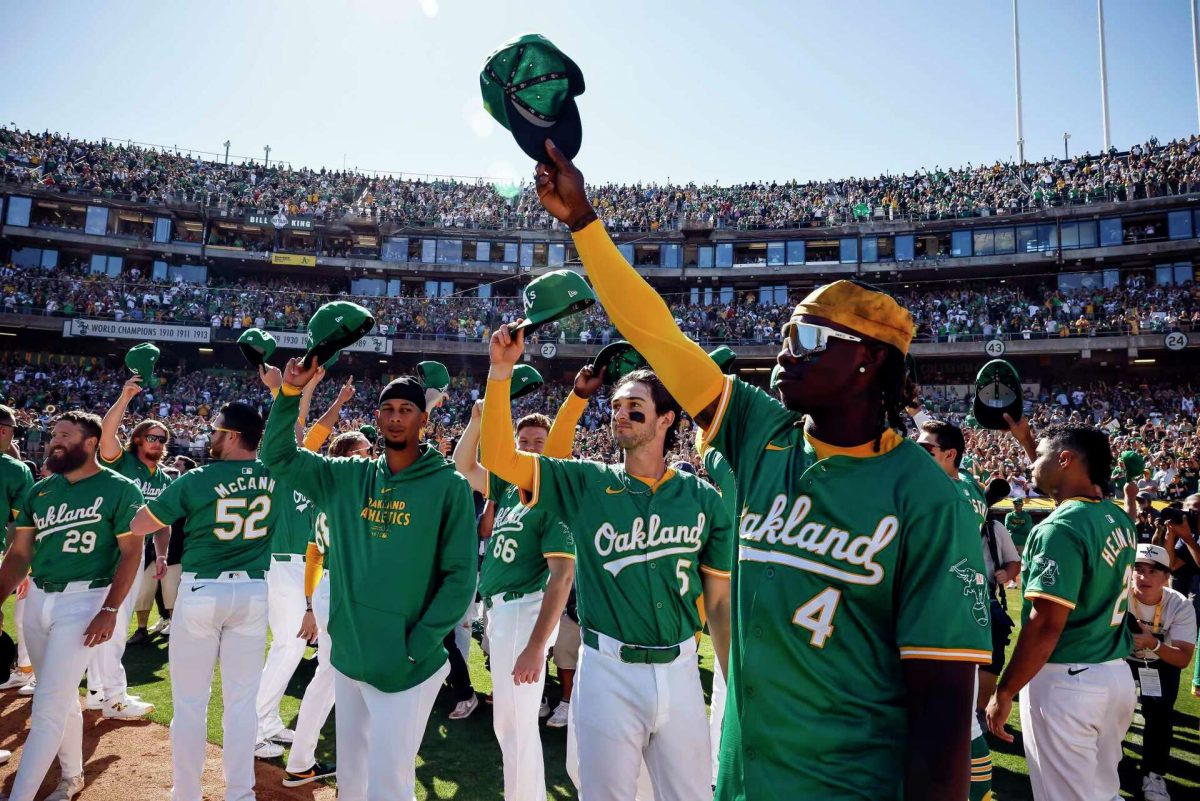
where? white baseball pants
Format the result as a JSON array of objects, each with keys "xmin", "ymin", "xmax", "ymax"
[
  {"xmin": 570, "ymin": 632, "xmax": 711, "ymax": 801},
  {"xmin": 85, "ymin": 564, "xmax": 143, "ymax": 702},
  {"xmin": 256, "ymin": 557, "xmax": 308, "ymax": 741},
  {"xmin": 334, "ymin": 660, "xmax": 449, "ymax": 801},
  {"xmin": 13, "ymin": 593, "xmax": 31, "ymax": 669},
  {"xmin": 7, "ymin": 583, "xmax": 107, "ymax": 801},
  {"xmin": 486, "ymin": 592, "xmax": 558, "ymax": 801},
  {"xmin": 169, "ymin": 574, "xmax": 268, "ymax": 801},
  {"xmin": 1019, "ymin": 658, "xmax": 1136, "ymax": 801},
  {"xmin": 709, "ymin": 660, "xmax": 726, "ymax": 782},
  {"xmin": 285, "ymin": 573, "xmax": 335, "ymax": 773}
]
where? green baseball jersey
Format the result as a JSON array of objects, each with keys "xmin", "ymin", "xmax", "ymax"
[
  {"xmin": 260, "ymin": 391, "xmax": 477, "ymax": 694},
  {"xmin": 147, "ymin": 459, "xmax": 282, "ymax": 575},
  {"xmin": 704, "ymin": 377, "xmax": 991, "ymax": 801},
  {"xmin": 529, "ymin": 456, "xmax": 733, "ymax": 648},
  {"xmin": 102, "ymin": 449, "xmax": 173, "ymax": 503},
  {"xmin": 14, "ymin": 467, "xmax": 144, "ymax": 584},
  {"xmin": 1021, "ymin": 498, "xmax": 1136, "ymax": 664},
  {"xmin": 478, "ymin": 471, "xmax": 574, "ymax": 600},
  {"xmin": 702, "ymin": 446, "xmax": 738, "ymax": 524},
  {"xmin": 0, "ymin": 453, "xmax": 34, "ymax": 549},
  {"xmin": 270, "ymin": 484, "xmax": 317, "ymax": 556},
  {"xmin": 1004, "ymin": 509, "xmax": 1034, "ymax": 550},
  {"xmin": 955, "ymin": 470, "xmax": 989, "ymax": 529}
]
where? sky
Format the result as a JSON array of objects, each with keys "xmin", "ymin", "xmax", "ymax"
[{"xmin": 0, "ymin": 0, "xmax": 1197, "ymax": 185}]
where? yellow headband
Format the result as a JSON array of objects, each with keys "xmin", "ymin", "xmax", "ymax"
[{"xmin": 792, "ymin": 280, "xmax": 914, "ymax": 356}]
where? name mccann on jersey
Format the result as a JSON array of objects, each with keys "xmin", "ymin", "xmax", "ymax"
[
  {"xmin": 213, "ymin": 475, "xmax": 276, "ymax": 499},
  {"xmin": 595, "ymin": 512, "xmax": 705, "ymax": 575},
  {"xmin": 32, "ymin": 497, "xmax": 105, "ymax": 539},
  {"xmin": 361, "ymin": 497, "xmax": 411, "ymax": 526},
  {"xmin": 738, "ymin": 493, "xmax": 899, "ymax": 585}
]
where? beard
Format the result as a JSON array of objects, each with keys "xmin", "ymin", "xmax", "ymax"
[
  {"xmin": 45, "ymin": 442, "xmax": 89, "ymax": 474},
  {"xmin": 384, "ymin": 437, "xmax": 409, "ymax": 451},
  {"xmin": 613, "ymin": 425, "xmax": 654, "ymax": 452}
]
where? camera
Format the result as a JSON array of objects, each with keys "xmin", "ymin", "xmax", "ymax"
[{"xmin": 1160, "ymin": 506, "xmax": 1199, "ymax": 531}]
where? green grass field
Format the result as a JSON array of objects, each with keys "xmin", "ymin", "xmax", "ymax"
[{"xmin": 3, "ymin": 588, "xmax": 1198, "ymax": 799}]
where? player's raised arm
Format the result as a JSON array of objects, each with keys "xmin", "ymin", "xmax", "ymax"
[
  {"xmin": 480, "ymin": 325, "xmax": 538, "ymax": 492},
  {"xmin": 543, "ymin": 364, "xmax": 603, "ymax": 459},
  {"xmin": 100, "ymin": 376, "xmax": 143, "ymax": 463},
  {"xmin": 535, "ymin": 141, "xmax": 724, "ymax": 427},
  {"xmin": 259, "ymin": 358, "xmax": 339, "ymax": 506},
  {"xmin": 452, "ymin": 400, "xmax": 488, "ymax": 494}
]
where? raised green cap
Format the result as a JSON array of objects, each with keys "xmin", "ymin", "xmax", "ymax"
[
  {"xmin": 237, "ymin": 328, "xmax": 276, "ymax": 368},
  {"xmin": 416, "ymin": 361, "xmax": 451, "ymax": 393},
  {"xmin": 480, "ymin": 33, "xmax": 585, "ymax": 163},
  {"xmin": 1113, "ymin": 450, "xmax": 1146, "ymax": 485},
  {"xmin": 972, "ymin": 359, "xmax": 1022, "ymax": 431},
  {"xmin": 360, "ymin": 424, "xmax": 378, "ymax": 442},
  {"xmin": 594, "ymin": 340, "xmax": 648, "ymax": 386},
  {"xmin": 513, "ymin": 270, "xmax": 596, "ymax": 334},
  {"xmin": 304, "ymin": 301, "xmax": 375, "ymax": 369},
  {"xmin": 769, "ymin": 363, "xmax": 783, "ymax": 391},
  {"xmin": 510, "ymin": 364, "xmax": 545, "ymax": 400},
  {"xmin": 708, "ymin": 346, "xmax": 737, "ymax": 374},
  {"xmin": 124, "ymin": 342, "xmax": 160, "ymax": 389}
]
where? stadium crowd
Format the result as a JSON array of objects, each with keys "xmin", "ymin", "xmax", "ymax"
[{"xmin": 7, "ymin": 125, "xmax": 1200, "ymax": 230}]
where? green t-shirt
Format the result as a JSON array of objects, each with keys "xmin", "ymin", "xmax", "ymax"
[
  {"xmin": 1021, "ymin": 498, "xmax": 1137, "ymax": 664},
  {"xmin": 530, "ymin": 456, "xmax": 733, "ymax": 648},
  {"xmin": 270, "ymin": 484, "xmax": 317, "ymax": 556},
  {"xmin": 704, "ymin": 377, "xmax": 991, "ymax": 801},
  {"xmin": 101, "ymin": 449, "xmax": 173, "ymax": 503},
  {"xmin": 147, "ymin": 459, "xmax": 281, "ymax": 575},
  {"xmin": 0, "ymin": 453, "xmax": 34, "ymax": 549},
  {"xmin": 1004, "ymin": 510, "xmax": 1034, "ymax": 550},
  {"xmin": 702, "ymin": 446, "xmax": 738, "ymax": 525},
  {"xmin": 478, "ymin": 471, "xmax": 574, "ymax": 600},
  {"xmin": 15, "ymin": 467, "xmax": 144, "ymax": 584}
]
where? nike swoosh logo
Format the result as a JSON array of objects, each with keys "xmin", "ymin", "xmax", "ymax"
[
  {"xmin": 38, "ymin": 491, "xmax": 50, "ymax": 497},
  {"xmin": 765, "ymin": 442, "xmax": 793, "ymax": 451},
  {"xmin": 1067, "ymin": 667, "xmax": 1089, "ymax": 676},
  {"xmin": 605, "ymin": 486, "xmax": 625, "ymax": 495},
  {"xmin": 190, "ymin": 585, "xmax": 206, "ymax": 592},
  {"xmin": 381, "ymin": 488, "xmax": 393, "ymax": 494}
]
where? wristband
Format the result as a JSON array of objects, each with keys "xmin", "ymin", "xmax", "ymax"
[
  {"xmin": 1152, "ymin": 639, "xmax": 1162, "ymax": 653},
  {"xmin": 100, "ymin": 606, "xmax": 118, "ymax": 614},
  {"xmin": 568, "ymin": 209, "xmax": 598, "ymax": 233},
  {"xmin": 306, "ymin": 601, "xmax": 313, "ymax": 612}
]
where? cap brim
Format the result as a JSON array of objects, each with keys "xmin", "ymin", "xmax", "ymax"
[
  {"xmin": 973, "ymin": 395, "xmax": 1021, "ymax": 431},
  {"xmin": 238, "ymin": 343, "xmax": 266, "ymax": 368},
  {"xmin": 513, "ymin": 297, "xmax": 595, "ymax": 334},
  {"xmin": 506, "ymin": 95, "xmax": 582, "ymax": 164},
  {"xmin": 511, "ymin": 380, "xmax": 544, "ymax": 400}
]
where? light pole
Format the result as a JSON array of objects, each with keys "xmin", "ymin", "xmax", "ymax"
[
  {"xmin": 223, "ymin": 140, "xmax": 230, "ymax": 165},
  {"xmin": 1097, "ymin": 0, "xmax": 1112, "ymax": 150},
  {"xmin": 1192, "ymin": 0, "xmax": 1200, "ymax": 132},
  {"xmin": 1013, "ymin": 0, "xmax": 1025, "ymax": 164},
  {"xmin": 1063, "ymin": 132, "xmax": 1071, "ymax": 160},
  {"xmin": 264, "ymin": 145, "xmax": 271, "ymax": 168}
]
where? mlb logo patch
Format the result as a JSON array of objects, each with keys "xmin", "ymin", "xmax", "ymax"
[{"xmin": 242, "ymin": 467, "xmax": 254, "ymax": 475}]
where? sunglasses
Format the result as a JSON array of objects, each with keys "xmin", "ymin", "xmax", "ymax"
[
  {"xmin": 917, "ymin": 442, "xmax": 942, "ymax": 454},
  {"xmin": 781, "ymin": 320, "xmax": 862, "ymax": 358},
  {"xmin": 143, "ymin": 434, "xmax": 168, "ymax": 444},
  {"xmin": 209, "ymin": 426, "xmax": 238, "ymax": 436}
]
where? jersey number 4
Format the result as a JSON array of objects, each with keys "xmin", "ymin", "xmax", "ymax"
[
  {"xmin": 792, "ymin": 587, "xmax": 842, "ymax": 648},
  {"xmin": 213, "ymin": 496, "xmax": 272, "ymax": 541}
]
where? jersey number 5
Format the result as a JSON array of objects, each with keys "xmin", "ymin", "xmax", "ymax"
[
  {"xmin": 792, "ymin": 587, "xmax": 842, "ymax": 648},
  {"xmin": 214, "ymin": 496, "xmax": 271, "ymax": 541}
]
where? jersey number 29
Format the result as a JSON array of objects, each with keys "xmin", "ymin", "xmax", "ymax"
[{"xmin": 214, "ymin": 496, "xmax": 272, "ymax": 541}]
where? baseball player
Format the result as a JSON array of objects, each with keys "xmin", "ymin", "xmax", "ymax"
[
  {"xmin": 985, "ymin": 424, "xmax": 1138, "ymax": 801},
  {"xmin": 480, "ymin": 325, "xmax": 733, "ymax": 801},
  {"xmin": 0, "ymin": 404, "xmax": 35, "ymax": 696},
  {"xmin": 128, "ymin": 454, "xmax": 194, "ymax": 643},
  {"xmin": 697, "ymin": 440, "xmax": 734, "ymax": 785},
  {"xmin": 454, "ymin": 367, "xmax": 594, "ymax": 801},
  {"xmin": 534, "ymin": 141, "xmax": 991, "ymax": 800},
  {"xmin": 260, "ymin": 361, "xmax": 477, "ymax": 801},
  {"xmin": 0, "ymin": 410, "xmax": 146, "ymax": 801},
  {"xmin": 86, "ymin": 375, "xmax": 171, "ymax": 718},
  {"xmin": 1004, "ymin": 498, "xmax": 1034, "ymax": 556},
  {"xmin": 129, "ymin": 401, "xmax": 284, "ymax": 801}
]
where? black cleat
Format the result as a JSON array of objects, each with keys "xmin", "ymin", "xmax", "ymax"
[{"xmin": 282, "ymin": 761, "xmax": 336, "ymax": 788}]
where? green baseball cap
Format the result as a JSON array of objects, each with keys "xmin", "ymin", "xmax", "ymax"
[
  {"xmin": 972, "ymin": 359, "xmax": 1022, "ymax": 431},
  {"xmin": 480, "ymin": 33, "xmax": 585, "ymax": 163},
  {"xmin": 963, "ymin": 414, "xmax": 980, "ymax": 429},
  {"xmin": 416, "ymin": 361, "xmax": 451, "ymax": 393},
  {"xmin": 510, "ymin": 364, "xmax": 545, "ymax": 400},
  {"xmin": 513, "ymin": 270, "xmax": 596, "ymax": 334},
  {"xmin": 708, "ymin": 346, "xmax": 737, "ymax": 375},
  {"xmin": 124, "ymin": 343, "xmax": 160, "ymax": 389},
  {"xmin": 769, "ymin": 364, "xmax": 783, "ymax": 391},
  {"xmin": 304, "ymin": 301, "xmax": 375, "ymax": 369},
  {"xmin": 594, "ymin": 340, "xmax": 648, "ymax": 386},
  {"xmin": 1113, "ymin": 450, "xmax": 1146, "ymax": 484},
  {"xmin": 360, "ymin": 424, "xmax": 378, "ymax": 442},
  {"xmin": 237, "ymin": 328, "xmax": 276, "ymax": 368}
]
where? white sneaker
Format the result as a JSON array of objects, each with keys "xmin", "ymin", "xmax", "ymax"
[
  {"xmin": 160, "ymin": 620, "xmax": 171, "ymax": 635},
  {"xmin": 255, "ymin": 740, "xmax": 285, "ymax": 759},
  {"xmin": 268, "ymin": 727, "xmax": 295, "ymax": 744},
  {"xmin": 0, "ymin": 748, "xmax": 9, "ymax": 764},
  {"xmin": 18, "ymin": 677, "xmax": 37, "ymax": 696},
  {"xmin": 1143, "ymin": 772, "xmax": 1171, "ymax": 801},
  {"xmin": 449, "ymin": 695, "xmax": 479, "ymax": 720},
  {"xmin": 45, "ymin": 773, "xmax": 84, "ymax": 801},
  {"xmin": 546, "ymin": 700, "xmax": 569, "ymax": 728},
  {"xmin": 538, "ymin": 697, "xmax": 551, "ymax": 718},
  {"xmin": 85, "ymin": 690, "xmax": 104, "ymax": 710},
  {"xmin": 103, "ymin": 697, "xmax": 154, "ymax": 719},
  {"xmin": 0, "ymin": 667, "xmax": 33, "ymax": 690},
  {"xmin": 149, "ymin": 617, "xmax": 170, "ymax": 634}
]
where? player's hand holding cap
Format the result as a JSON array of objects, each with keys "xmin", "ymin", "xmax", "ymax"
[
  {"xmin": 481, "ymin": 33, "xmax": 585, "ymax": 163},
  {"xmin": 972, "ymin": 359, "xmax": 1023, "ymax": 430},
  {"xmin": 1112, "ymin": 450, "xmax": 1146, "ymax": 485},
  {"xmin": 416, "ymin": 361, "xmax": 451, "ymax": 394},
  {"xmin": 510, "ymin": 364, "xmax": 544, "ymax": 399},
  {"xmin": 594, "ymin": 340, "xmax": 649, "ymax": 386},
  {"xmin": 237, "ymin": 328, "xmax": 277, "ymax": 368},
  {"xmin": 304, "ymin": 301, "xmax": 375, "ymax": 368},
  {"xmin": 708, "ymin": 346, "xmax": 737, "ymax": 375},
  {"xmin": 125, "ymin": 342, "xmax": 161, "ymax": 389},
  {"xmin": 513, "ymin": 270, "xmax": 597, "ymax": 334}
]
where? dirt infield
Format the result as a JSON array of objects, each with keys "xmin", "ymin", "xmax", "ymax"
[{"xmin": 0, "ymin": 693, "xmax": 336, "ymax": 800}]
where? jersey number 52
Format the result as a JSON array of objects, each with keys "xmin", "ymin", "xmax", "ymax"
[{"xmin": 213, "ymin": 496, "xmax": 272, "ymax": 541}]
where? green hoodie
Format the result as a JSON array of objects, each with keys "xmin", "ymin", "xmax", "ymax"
[{"xmin": 260, "ymin": 390, "xmax": 477, "ymax": 693}]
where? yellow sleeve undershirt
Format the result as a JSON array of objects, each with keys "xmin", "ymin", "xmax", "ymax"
[
  {"xmin": 572, "ymin": 221, "xmax": 725, "ymax": 418},
  {"xmin": 481, "ymin": 376, "xmax": 537, "ymax": 492},
  {"xmin": 544, "ymin": 392, "xmax": 587, "ymax": 460},
  {"xmin": 304, "ymin": 423, "xmax": 332, "ymax": 454},
  {"xmin": 304, "ymin": 541, "xmax": 324, "ymax": 597}
]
